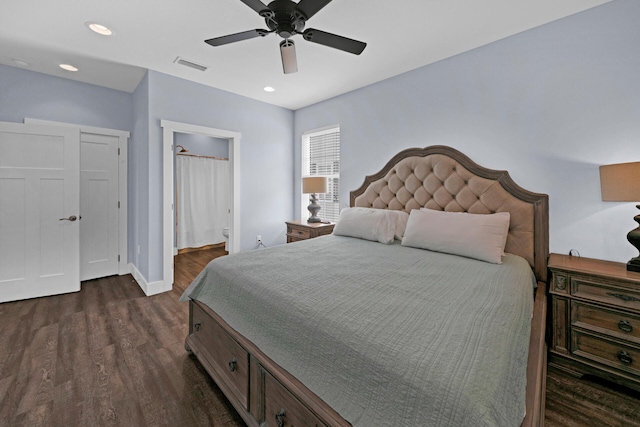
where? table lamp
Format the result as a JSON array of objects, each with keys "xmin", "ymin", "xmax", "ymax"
[
  {"xmin": 600, "ymin": 161, "xmax": 640, "ymax": 272},
  {"xmin": 302, "ymin": 176, "xmax": 328, "ymax": 223}
]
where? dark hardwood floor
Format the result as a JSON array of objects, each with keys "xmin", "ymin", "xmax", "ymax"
[
  {"xmin": 0, "ymin": 247, "xmax": 243, "ymax": 427},
  {"xmin": 545, "ymin": 367, "xmax": 640, "ymax": 427},
  {"xmin": 1, "ymin": 247, "xmax": 640, "ymax": 426}
]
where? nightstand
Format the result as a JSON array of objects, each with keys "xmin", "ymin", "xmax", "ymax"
[
  {"xmin": 548, "ymin": 253, "xmax": 640, "ymax": 391},
  {"xmin": 285, "ymin": 220, "xmax": 334, "ymax": 243}
]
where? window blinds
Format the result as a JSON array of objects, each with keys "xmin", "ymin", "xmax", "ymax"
[{"xmin": 302, "ymin": 127, "xmax": 340, "ymax": 222}]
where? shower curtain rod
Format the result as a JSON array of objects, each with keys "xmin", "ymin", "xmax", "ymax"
[{"xmin": 177, "ymin": 153, "xmax": 229, "ymax": 161}]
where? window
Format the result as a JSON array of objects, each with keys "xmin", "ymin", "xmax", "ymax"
[{"xmin": 302, "ymin": 126, "xmax": 340, "ymax": 222}]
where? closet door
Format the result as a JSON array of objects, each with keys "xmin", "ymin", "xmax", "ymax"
[
  {"xmin": 0, "ymin": 122, "xmax": 80, "ymax": 302},
  {"xmin": 79, "ymin": 132, "xmax": 120, "ymax": 281}
]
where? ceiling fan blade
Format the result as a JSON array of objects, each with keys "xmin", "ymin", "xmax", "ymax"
[
  {"xmin": 280, "ymin": 39, "xmax": 298, "ymax": 74},
  {"xmin": 239, "ymin": 0, "xmax": 271, "ymax": 15},
  {"xmin": 302, "ymin": 29, "xmax": 366, "ymax": 55},
  {"xmin": 205, "ymin": 29, "xmax": 270, "ymax": 46},
  {"xmin": 296, "ymin": 0, "xmax": 332, "ymax": 19}
]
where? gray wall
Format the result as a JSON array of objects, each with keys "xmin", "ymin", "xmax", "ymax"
[
  {"xmin": 0, "ymin": 64, "xmax": 133, "ymax": 130},
  {"xmin": 139, "ymin": 70, "xmax": 294, "ymax": 282},
  {"xmin": 294, "ymin": 0, "xmax": 640, "ymax": 264},
  {"xmin": 0, "ymin": 63, "xmax": 141, "ymax": 269},
  {"xmin": 131, "ymin": 72, "xmax": 150, "ymax": 276},
  {"xmin": 0, "ymin": 65, "xmax": 294, "ymax": 285}
]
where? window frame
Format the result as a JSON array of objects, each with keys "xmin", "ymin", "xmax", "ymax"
[{"xmin": 301, "ymin": 125, "xmax": 340, "ymax": 223}]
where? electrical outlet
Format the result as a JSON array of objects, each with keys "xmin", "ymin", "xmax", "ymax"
[{"xmin": 256, "ymin": 235, "xmax": 262, "ymax": 244}]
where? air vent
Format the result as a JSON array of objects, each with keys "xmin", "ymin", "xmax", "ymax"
[{"xmin": 174, "ymin": 57, "xmax": 208, "ymax": 72}]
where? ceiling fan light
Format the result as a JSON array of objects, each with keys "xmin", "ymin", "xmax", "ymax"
[{"xmin": 280, "ymin": 39, "xmax": 298, "ymax": 74}]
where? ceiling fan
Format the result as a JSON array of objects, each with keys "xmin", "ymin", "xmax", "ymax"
[{"xmin": 205, "ymin": 0, "xmax": 367, "ymax": 74}]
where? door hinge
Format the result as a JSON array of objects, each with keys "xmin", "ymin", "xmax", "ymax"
[
  {"xmin": 118, "ymin": 255, "xmax": 120, "ymax": 262},
  {"xmin": 118, "ymin": 147, "xmax": 120, "ymax": 155},
  {"xmin": 118, "ymin": 201, "xmax": 120, "ymax": 208}
]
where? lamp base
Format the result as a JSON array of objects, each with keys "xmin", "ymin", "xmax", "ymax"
[
  {"xmin": 307, "ymin": 193, "xmax": 322, "ymax": 223},
  {"xmin": 627, "ymin": 205, "xmax": 640, "ymax": 273}
]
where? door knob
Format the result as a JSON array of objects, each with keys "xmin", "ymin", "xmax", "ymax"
[{"xmin": 59, "ymin": 215, "xmax": 78, "ymax": 222}]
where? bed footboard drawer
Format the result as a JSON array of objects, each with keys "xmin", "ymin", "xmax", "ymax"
[
  {"xmin": 191, "ymin": 302, "xmax": 249, "ymax": 409},
  {"xmin": 263, "ymin": 371, "xmax": 328, "ymax": 427}
]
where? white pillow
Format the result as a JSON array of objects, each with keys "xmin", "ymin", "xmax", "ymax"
[
  {"xmin": 401, "ymin": 209, "xmax": 511, "ymax": 264},
  {"xmin": 420, "ymin": 207, "xmax": 510, "ymax": 255},
  {"xmin": 333, "ymin": 207, "xmax": 406, "ymax": 244}
]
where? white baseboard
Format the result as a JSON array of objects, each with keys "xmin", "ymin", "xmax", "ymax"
[{"xmin": 129, "ymin": 263, "xmax": 169, "ymax": 296}]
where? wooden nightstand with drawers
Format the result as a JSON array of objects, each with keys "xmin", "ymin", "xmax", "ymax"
[
  {"xmin": 285, "ymin": 220, "xmax": 334, "ymax": 243},
  {"xmin": 548, "ymin": 253, "xmax": 640, "ymax": 391}
]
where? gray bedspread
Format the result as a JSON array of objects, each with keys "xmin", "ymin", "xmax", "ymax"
[{"xmin": 180, "ymin": 234, "xmax": 535, "ymax": 427}]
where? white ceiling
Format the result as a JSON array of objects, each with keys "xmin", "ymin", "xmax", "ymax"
[{"xmin": 0, "ymin": 0, "xmax": 611, "ymax": 110}]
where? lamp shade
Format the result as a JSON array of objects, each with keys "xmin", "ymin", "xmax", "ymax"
[
  {"xmin": 600, "ymin": 162, "xmax": 640, "ymax": 201},
  {"xmin": 302, "ymin": 176, "xmax": 328, "ymax": 194}
]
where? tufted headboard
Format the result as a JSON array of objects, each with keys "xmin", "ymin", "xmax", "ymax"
[{"xmin": 350, "ymin": 145, "xmax": 549, "ymax": 283}]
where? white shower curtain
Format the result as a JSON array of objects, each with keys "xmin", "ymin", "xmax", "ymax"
[{"xmin": 176, "ymin": 155, "xmax": 230, "ymax": 249}]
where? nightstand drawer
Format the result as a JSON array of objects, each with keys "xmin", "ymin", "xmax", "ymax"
[
  {"xmin": 287, "ymin": 226, "xmax": 311, "ymax": 239},
  {"xmin": 572, "ymin": 301, "xmax": 640, "ymax": 345},
  {"xmin": 572, "ymin": 276, "xmax": 640, "ymax": 312},
  {"xmin": 573, "ymin": 330, "xmax": 640, "ymax": 377},
  {"xmin": 285, "ymin": 221, "xmax": 335, "ymax": 243}
]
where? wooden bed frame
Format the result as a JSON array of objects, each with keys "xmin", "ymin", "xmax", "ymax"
[{"xmin": 185, "ymin": 145, "xmax": 549, "ymax": 427}]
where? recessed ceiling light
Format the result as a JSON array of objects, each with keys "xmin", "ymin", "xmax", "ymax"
[
  {"xmin": 59, "ymin": 64, "xmax": 78, "ymax": 72},
  {"xmin": 13, "ymin": 59, "xmax": 30, "ymax": 67},
  {"xmin": 86, "ymin": 22, "xmax": 113, "ymax": 36},
  {"xmin": 264, "ymin": 86, "xmax": 275, "ymax": 92}
]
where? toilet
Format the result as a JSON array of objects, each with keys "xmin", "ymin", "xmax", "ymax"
[{"xmin": 222, "ymin": 227, "xmax": 229, "ymax": 251}]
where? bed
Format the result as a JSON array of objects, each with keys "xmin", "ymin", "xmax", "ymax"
[{"xmin": 181, "ymin": 145, "xmax": 549, "ymax": 427}]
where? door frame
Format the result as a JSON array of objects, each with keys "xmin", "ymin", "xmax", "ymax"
[
  {"xmin": 24, "ymin": 117, "xmax": 129, "ymax": 276},
  {"xmin": 161, "ymin": 120, "xmax": 240, "ymax": 289}
]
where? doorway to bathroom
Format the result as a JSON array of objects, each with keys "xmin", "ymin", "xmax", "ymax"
[
  {"xmin": 174, "ymin": 134, "xmax": 230, "ymax": 255},
  {"xmin": 161, "ymin": 120, "xmax": 240, "ymax": 289}
]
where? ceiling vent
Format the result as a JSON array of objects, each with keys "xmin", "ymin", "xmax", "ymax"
[{"xmin": 174, "ymin": 57, "xmax": 208, "ymax": 72}]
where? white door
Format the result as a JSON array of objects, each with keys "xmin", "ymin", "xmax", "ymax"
[
  {"xmin": 0, "ymin": 122, "xmax": 80, "ymax": 303},
  {"xmin": 80, "ymin": 132, "xmax": 119, "ymax": 281}
]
